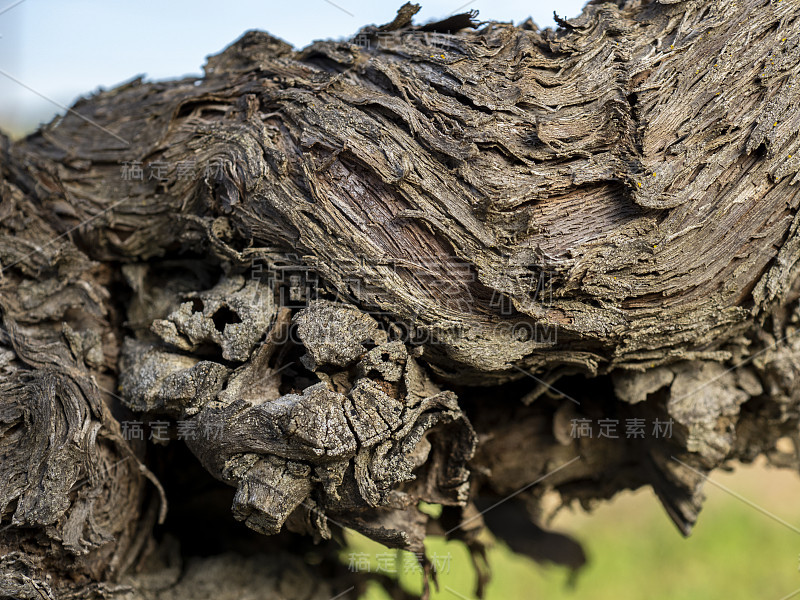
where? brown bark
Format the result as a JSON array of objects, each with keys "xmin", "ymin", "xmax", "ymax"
[{"xmin": 1, "ymin": 1, "xmax": 800, "ymax": 597}]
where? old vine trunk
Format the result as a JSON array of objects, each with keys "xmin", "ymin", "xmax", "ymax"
[{"xmin": 2, "ymin": 0, "xmax": 800, "ymax": 598}]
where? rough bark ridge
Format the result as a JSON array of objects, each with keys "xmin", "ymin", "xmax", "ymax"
[{"xmin": 1, "ymin": 0, "xmax": 800, "ymax": 597}]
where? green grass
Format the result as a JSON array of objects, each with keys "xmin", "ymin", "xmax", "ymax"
[{"xmin": 341, "ymin": 460, "xmax": 800, "ymax": 599}]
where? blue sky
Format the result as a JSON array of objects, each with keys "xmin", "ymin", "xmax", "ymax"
[{"xmin": 0, "ymin": 0, "xmax": 587, "ymax": 134}]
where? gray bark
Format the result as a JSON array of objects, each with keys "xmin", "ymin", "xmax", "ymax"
[{"xmin": 2, "ymin": 0, "xmax": 800, "ymax": 597}]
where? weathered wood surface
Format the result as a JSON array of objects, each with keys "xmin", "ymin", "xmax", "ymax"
[{"xmin": 1, "ymin": 0, "xmax": 800, "ymax": 597}]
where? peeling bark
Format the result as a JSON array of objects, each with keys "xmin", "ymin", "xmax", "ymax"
[{"xmin": 2, "ymin": 0, "xmax": 800, "ymax": 597}]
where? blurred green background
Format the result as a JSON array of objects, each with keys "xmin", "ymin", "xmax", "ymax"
[{"xmin": 341, "ymin": 457, "xmax": 800, "ymax": 599}]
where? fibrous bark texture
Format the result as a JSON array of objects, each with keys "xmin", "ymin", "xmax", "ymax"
[{"xmin": 2, "ymin": 0, "xmax": 800, "ymax": 597}]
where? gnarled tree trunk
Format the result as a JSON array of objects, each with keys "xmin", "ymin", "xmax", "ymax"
[{"xmin": 2, "ymin": 0, "xmax": 800, "ymax": 597}]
